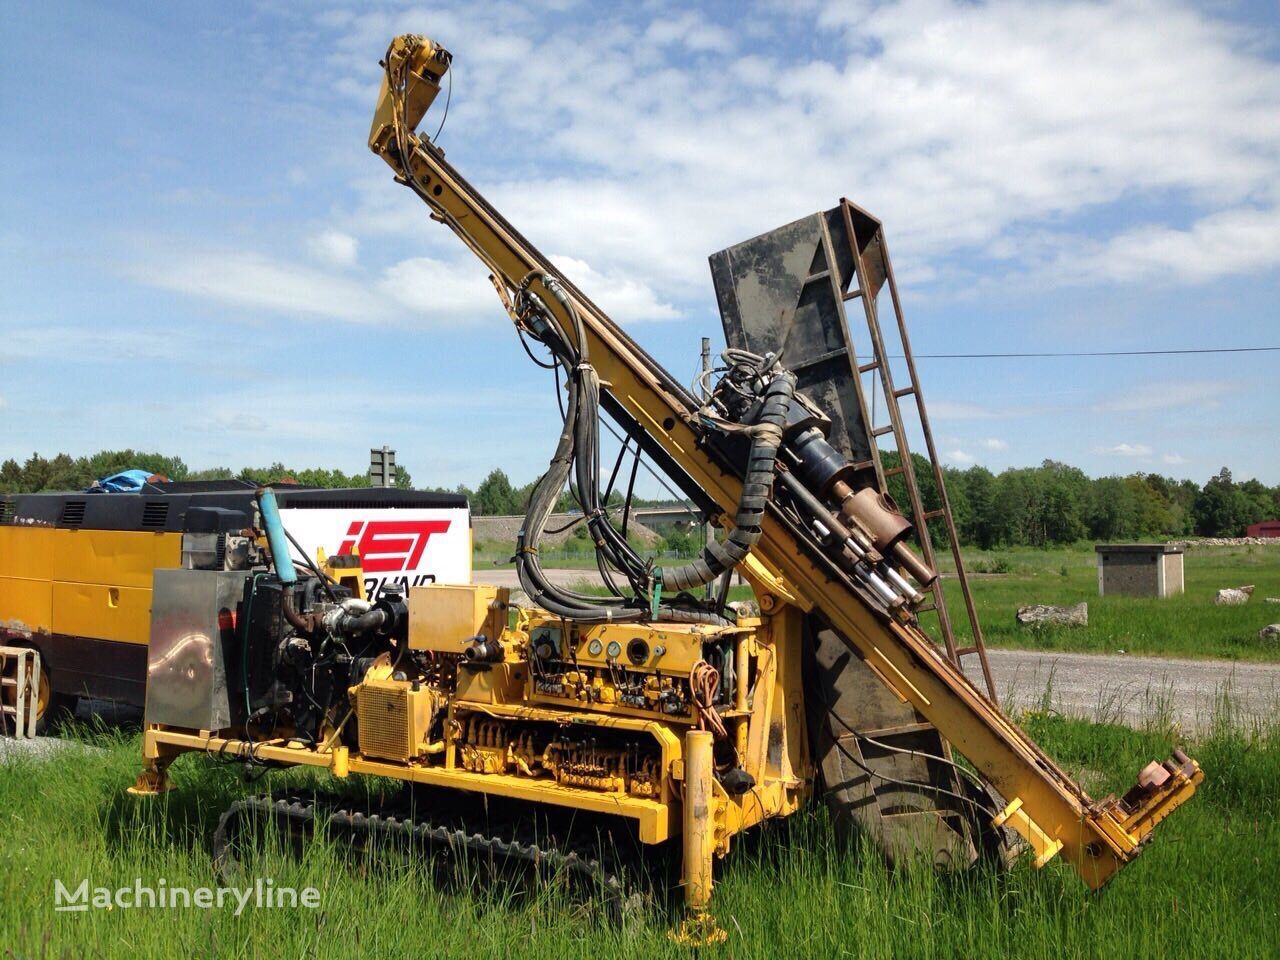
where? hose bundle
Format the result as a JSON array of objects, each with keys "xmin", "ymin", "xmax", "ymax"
[
  {"xmin": 663, "ymin": 360, "xmax": 794, "ymax": 592},
  {"xmin": 510, "ymin": 276, "xmax": 793, "ymax": 624},
  {"xmin": 689, "ymin": 661, "xmax": 728, "ymax": 740}
]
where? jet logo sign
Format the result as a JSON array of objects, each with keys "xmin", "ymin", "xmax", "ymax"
[{"xmin": 337, "ymin": 519, "xmax": 452, "ymax": 573}]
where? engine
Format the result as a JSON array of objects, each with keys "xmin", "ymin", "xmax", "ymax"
[{"xmin": 233, "ymin": 573, "xmax": 409, "ymax": 745}]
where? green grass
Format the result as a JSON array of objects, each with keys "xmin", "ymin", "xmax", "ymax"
[
  {"xmin": 928, "ymin": 544, "xmax": 1280, "ymax": 661},
  {"xmin": 2, "ymin": 708, "xmax": 1276, "ymax": 959}
]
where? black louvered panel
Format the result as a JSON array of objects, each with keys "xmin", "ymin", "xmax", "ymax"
[
  {"xmin": 142, "ymin": 500, "xmax": 170, "ymax": 528},
  {"xmin": 60, "ymin": 500, "xmax": 87, "ymax": 526}
]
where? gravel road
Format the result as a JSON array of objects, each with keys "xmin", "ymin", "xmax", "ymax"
[
  {"xmin": 0, "ymin": 735, "xmax": 104, "ymax": 762},
  {"xmin": 965, "ymin": 648, "xmax": 1279, "ymax": 733}
]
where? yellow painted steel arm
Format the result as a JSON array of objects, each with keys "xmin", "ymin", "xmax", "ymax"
[{"xmin": 367, "ymin": 34, "xmax": 1200, "ymax": 889}]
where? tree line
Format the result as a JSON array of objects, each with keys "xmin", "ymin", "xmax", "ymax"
[
  {"xmin": 0, "ymin": 450, "xmax": 410, "ymax": 495},
  {"xmin": 2, "ymin": 450, "xmax": 1276, "ymax": 545},
  {"xmin": 882, "ymin": 453, "xmax": 1278, "ymax": 547},
  {"xmin": 451, "ymin": 467, "xmax": 669, "ymax": 516}
]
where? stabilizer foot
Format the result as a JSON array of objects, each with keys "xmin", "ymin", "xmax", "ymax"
[
  {"xmin": 128, "ymin": 767, "xmax": 172, "ymax": 796},
  {"xmin": 669, "ymin": 911, "xmax": 728, "ymax": 947}
]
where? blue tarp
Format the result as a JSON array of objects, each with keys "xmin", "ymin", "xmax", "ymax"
[{"xmin": 91, "ymin": 470, "xmax": 155, "ymax": 493}]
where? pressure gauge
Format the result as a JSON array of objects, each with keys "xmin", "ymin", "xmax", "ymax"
[
  {"xmin": 606, "ymin": 640, "xmax": 622, "ymax": 660},
  {"xmin": 587, "ymin": 639, "xmax": 603, "ymax": 657}
]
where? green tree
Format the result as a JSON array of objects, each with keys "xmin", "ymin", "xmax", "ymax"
[
  {"xmin": 1193, "ymin": 468, "xmax": 1250, "ymax": 536},
  {"xmin": 189, "ymin": 466, "xmax": 236, "ymax": 482},
  {"xmin": 956, "ymin": 466, "xmax": 998, "ymax": 549},
  {"xmin": 663, "ymin": 528, "xmax": 697, "ymax": 557},
  {"xmin": 990, "ymin": 469, "xmax": 1036, "ymax": 545},
  {"xmin": 1036, "ymin": 460, "xmax": 1089, "ymax": 544},
  {"xmin": 474, "ymin": 468, "xmax": 519, "ymax": 516},
  {"xmin": 0, "ymin": 459, "xmax": 22, "ymax": 493},
  {"xmin": 1128, "ymin": 473, "xmax": 1190, "ymax": 538},
  {"xmin": 1238, "ymin": 478, "xmax": 1274, "ymax": 529},
  {"xmin": 1088, "ymin": 476, "xmax": 1141, "ymax": 541}
]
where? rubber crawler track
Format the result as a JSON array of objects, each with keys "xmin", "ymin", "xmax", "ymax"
[{"xmin": 212, "ymin": 793, "xmax": 631, "ymax": 906}]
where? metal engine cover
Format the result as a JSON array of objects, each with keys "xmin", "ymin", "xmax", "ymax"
[{"xmin": 144, "ymin": 568, "xmax": 249, "ymax": 732}]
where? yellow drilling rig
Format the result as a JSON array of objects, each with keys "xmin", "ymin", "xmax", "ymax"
[{"xmin": 132, "ymin": 34, "xmax": 1202, "ymax": 943}]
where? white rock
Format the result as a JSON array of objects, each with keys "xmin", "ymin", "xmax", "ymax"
[
  {"xmin": 1016, "ymin": 602, "xmax": 1088, "ymax": 627},
  {"xmin": 1260, "ymin": 624, "xmax": 1280, "ymax": 643},
  {"xmin": 1216, "ymin": 587, "xmax": 1254, "ymax": 605}
]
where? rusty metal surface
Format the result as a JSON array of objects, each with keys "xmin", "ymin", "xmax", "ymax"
[
  {"xmin": 709, "ymin": 208, "xmax": 875, "ymax": 472},
  {"xmin": 710, "ymin": 201, "xmax": 998, "ymax": 700},
  {"xmin": 805, "ymin": 625, "xmax": 979, "ymax": 868}
]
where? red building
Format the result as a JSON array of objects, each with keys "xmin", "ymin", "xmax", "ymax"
[{"xmin": 1246, "ymin": 520, "xmax": 1280, "ymax": 538}]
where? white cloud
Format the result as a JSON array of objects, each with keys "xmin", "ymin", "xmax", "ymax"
[
  {"xmin": 1097, "ymin": 443, "xmax": 1153, "ymax": 457},
  {"xmin": 644, "ymin": 12, "xmax": 733, "ymax": 54},
  {"xmin": 1052, "ymin": 206, "xmax": 1280, "ymax": 286},
  {"xmin": 0, "ymin": 326, "xmax": 200, "ymax": 364},
  {"xmin": 321, "ymin": 0, "xmax": 1280, "ymax": 302},
  {"xmin": 130, "ymin": 239, "xmax": 678, "ymax": 328},
  {"xmin": 979, "ymin": 438, "xmax": 1008, "ymax": 451},
  {"xmin": 944, "ymin": 448, "xmax": 976, "ymax": 464},
  {"xmin": 1162, "ymin": 452, "xmax": 1188, "ymax": 466},
  {"xmin": 307, "ymin": 229, "xmax": 359, "ymax": 269},
  {"xmin": 549, "ymin": 255, "xmax": 680, "ymax": 323},
  {"xmin": 1093, "ymin": 379, "xmax": 1235, "ymax": 414},
  {"xmin": 131, "ymin": 247, "xmax": 505, "ymax": 327},
  {"xmin": 377, "ymin": 256, "xmax": 504, "ymax": 322},
  {"xmin": 134, "ymin": 250, "xmax": 377, "ymax": 323}
]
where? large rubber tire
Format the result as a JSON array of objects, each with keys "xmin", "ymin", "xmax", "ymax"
[
  {"xmin": 37, "ymin": 689, "xmax": 78, "ymax": 735},
  {"xmin": 961, "ymin": 776, "xmax": 1021, "ymax": 869}
]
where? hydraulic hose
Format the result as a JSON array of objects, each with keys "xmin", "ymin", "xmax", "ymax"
[
  {"xmin": 510, "ymin": 272, "xmax": 746, "ymax": 625},
  {"xmin": 662, "ymin": 370, "xmax": 795, "ymax": 592},
  {"xmin": 257, "ymin": 487, "xmax": 318, "ymax": 633},
  {"xmin": 336, "ymin": 608, "xmax": 389, "ymax": 635}
]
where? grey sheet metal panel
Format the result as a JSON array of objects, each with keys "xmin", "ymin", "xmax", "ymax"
[
  {"xmin": 145, "ymin": 568, "xmax": 248, "ymax": 731},
  {"xmin": 709, "ymin": 206, "xmax": 876, "ymax": 471}
]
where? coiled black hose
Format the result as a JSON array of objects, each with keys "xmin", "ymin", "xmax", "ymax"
[{"xmin": 662, "ymin": 370, "xmax": 795, "ymax": 592}]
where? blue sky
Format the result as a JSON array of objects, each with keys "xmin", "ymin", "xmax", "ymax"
[{"xmin": 2, "ymin": 0, "xmax": 1277, "ymax": 494}]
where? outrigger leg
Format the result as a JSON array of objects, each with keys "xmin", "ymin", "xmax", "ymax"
[{"xmin": 671, "ymin": 729, "xmax": 727, "ymax": 946}]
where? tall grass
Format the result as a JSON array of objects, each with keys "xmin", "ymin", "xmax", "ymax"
[{"xmin": 2, "ymin": 702, "xmax": 1276, "ymax": 959}]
